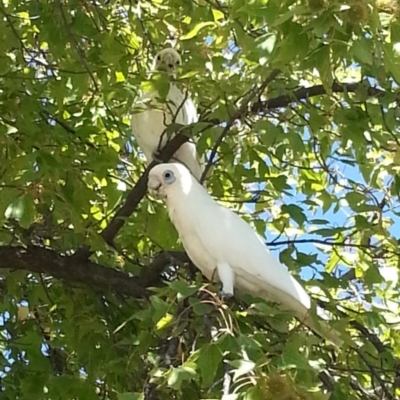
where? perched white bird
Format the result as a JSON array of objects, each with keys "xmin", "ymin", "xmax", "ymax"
[
  {"xmin": 147, "ymin": 163, "xmax": 343, "ymax": 346},
  {"xmin": 130, "ymin": 48, "xmax": 205, "ymax": 182}
]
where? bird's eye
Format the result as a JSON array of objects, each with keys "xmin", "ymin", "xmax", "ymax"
[
  {"xmin": 176, "ymin": 60, "xmax": 180, "ymax": 65},
  {"xmin": 163, "ymin": 170, "xmax": 176, "ymax": 185},
  {"xmin": 157, "ymin": 55, "xmax": 161, "ymax": 61}
]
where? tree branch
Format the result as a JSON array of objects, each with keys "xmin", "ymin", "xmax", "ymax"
[
  {"xmin": 0, "ymin": 245, "xmax": 185, "ymax": 298},
  {"xmin": 251, "ymin": 81, "xmax": 383, "ymax": 112}
]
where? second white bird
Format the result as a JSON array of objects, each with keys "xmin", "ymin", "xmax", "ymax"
[{"xmin": 130, "ymin": 48, "xmax": 204, "ymax": 182}]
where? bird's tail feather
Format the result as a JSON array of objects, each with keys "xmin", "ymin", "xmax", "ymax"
[
  {"xmin": 299, "ymin": 311, "xmax": 343, "ymax": 347},
  {"xmin": 277, "ymin": 291, "xmax": 344, "ymax": 347}
]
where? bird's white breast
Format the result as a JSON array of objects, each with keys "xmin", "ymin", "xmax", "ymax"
[{"xmin": 167, "ymin": 196, "xmax": 216, "ymax": 281}]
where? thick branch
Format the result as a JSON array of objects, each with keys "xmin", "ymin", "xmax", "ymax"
[
  {"xmin": 0, "ymin": 245, "xmax": 185, "ymax": 298},
  {"xmin": 139, "ymin": 251, "xmax": 190, "ymax": 287},
  {"xmin": 252, "ymin": 81, "xmax": 383, "ymax": 112}
]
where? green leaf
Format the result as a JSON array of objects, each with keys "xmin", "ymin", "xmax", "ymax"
[
  {"xmin": 191, "ymin": 301, "xmax": 214, "ymax": 316},
  {"xmin": 0, "ymin": 187, "xmax": 19, "ymax": 223},
  {"xmin": 212, "ymin": 9, "xmax": 224, "ymax": 22},
  {"xmin": 167, "ymin": 365, "xmax": 197, "ymax": 390},
  {"xmin": 287, "ymin": 131, "xmax": 305, "ymax": 154},
  {"xmin": 275, "ymin": 22, "xmax": 309, "ymax": 63},
  {"xmin": 181, "ymin": 22, "xmax": 215, "ymax": 40},
  {"xmin": 149, "ymin": 74, "xmax": 171, "ymax": 101},
  {"xmin": 281, "ymin": 204, "xmax": 307, "ymax": 225},
  {"xmin": 330, "ymin": 385, "xmax": 348, "ymax": 400},
  {"xmin": 115, "ymin": 71, "xmax": 126, "ymax": 82},
  {"xmin": 271, "ymin": 5, "xmax": 309, "ymax": 26},
  {"xmin": 156, "ymin": 312, "xmax": 174, "ymax": 330},
  {"xmin": 384, "ymin": 44, "xmax": 400, "ymax": 84},
  {"xmin": 255, "ymin": 33, "xmax": 277, "ymax": 54},
  {"xmin": 345, "ymin": 191, "xmax": 370, "ymax": 212},
  {"xmin": 169, "ymin": 280, "xmax": 201, "ymax": 301},
  {"xmin": 278, "ymin": 339, "xmax": 313, "ymax": 370},
  {"xmin": 257, "ymin": 121, "xmax": 284, "ymax": 147},
  {"xmin": 244, "ymin": 386, "xmax": 265, "ymax": 400},
  {"xmin": 306, "ymin": 45, "xmax": 332, "ymax": 89},
  {"xmin": 269, "ymin": 175, "xmax": 291, "ymax": 192},
  {"xmin": 296, "ymin": 251, "xmax": 317, "ymax": 266},
  {"xmin": 150, "ymin": 296, "xmax": 172, "ymax": 324},
  {"xmin": 5, "ymin": 196, "xmax": 24, "ymax": 220},
  {"xmin": 325, "ymin": 251, "xmax": 340, "ymax": 274},
  {"xmin": 196, "ymin": 344, "xmax": 222, "ymax": 387},
  {"xmin": 352, "ymin": 38, "xmax": 373, "ymax": 65}
]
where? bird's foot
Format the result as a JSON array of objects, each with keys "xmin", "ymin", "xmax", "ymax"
[
  {"xmin": 219, "ymin": 290, "xmax": 234, "ymax": 300},
  {"xmin": 152, "ymin": 150, "xmax": 163, "ymax": 164}
]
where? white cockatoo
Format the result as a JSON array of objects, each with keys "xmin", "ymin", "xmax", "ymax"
[
  {"xmin": 147, "ymin": 163, "xmax": 343, "ymax": 347},
  {"xmin": 130, "ymin": 48, "xmax": 205, "ymax": 183}
]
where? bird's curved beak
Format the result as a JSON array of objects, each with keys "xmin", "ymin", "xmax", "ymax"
[{"xmin": 148, "ymin": 175, "xmax": 162, "ymax": 194}]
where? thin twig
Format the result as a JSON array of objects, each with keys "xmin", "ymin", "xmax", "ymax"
[{"xmin": 57, "ymin": 0, "xmax": 99, "ymax": 92}]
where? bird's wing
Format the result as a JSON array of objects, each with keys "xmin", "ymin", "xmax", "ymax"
[
  {"xmin": 166, "ymin": 85, "xmax": 204, "ymax": 181},
  {"xmin": 181, "ymin": 97, "xmax": 198, "ymax": 125},
  {"xmin": 131, "ymin": 90, "xmax": 174, "ymax": 162}
]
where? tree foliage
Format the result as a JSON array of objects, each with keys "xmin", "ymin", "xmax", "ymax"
[{"xmin": 1, "ymin": 0, "xmax": 400, "ymax": 399}]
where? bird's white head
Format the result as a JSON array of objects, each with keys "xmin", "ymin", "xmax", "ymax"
[
  {"xmin": 152, "ymin": 48, "xmax": 182, "ymax": 77},
  {"xmin": 148, "ymin": 163, "xmax": 194, "ymax": 198}
]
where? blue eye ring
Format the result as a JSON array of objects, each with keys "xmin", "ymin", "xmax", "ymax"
[{"xmin": 163, "ymin": 170, "xmax": 176, "ymax": 185}]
